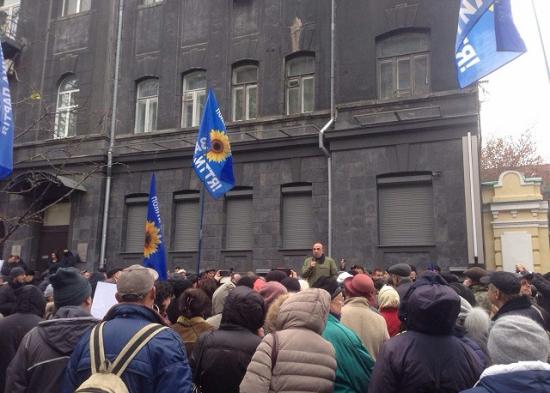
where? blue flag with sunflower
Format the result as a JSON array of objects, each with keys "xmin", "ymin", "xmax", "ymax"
[
  {"xmin": 143, "ymin": 174, "xmax": 168, "ymax": 280},
  {"xmin": 193, "ymin": 89, "xmax": 235, "ymax": 199}
]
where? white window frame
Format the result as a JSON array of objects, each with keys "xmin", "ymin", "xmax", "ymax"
[
  {"xmin": 181, "ymin": 71, "xmax": 206, "ymax": 128},
  {"xmin": 135, "ymin": 79, "xmax": 158, "ymax": 134},
  {"xmin": 54, "ymin": 76, "xmax": 79, "ymax": 139},
  {"xmin": 0, "ymin": 1, "xmax": 19, "ymax": 39},
  {"xmin": 139, "ymin": 0, "xmax": 162, "ymax": 6},
  {"xmin": 286, "ymin": 57, "xmax": 315, "ymax": 115},
  {"xmin": 232, "ymin": 65, "xmax": 258, "ymax": 121},
  {"xmin": 377, "ymin": 53, "xmax": 430, "ymax": 99},
  {"xmin": 61, "ymin": 0, "xmax": 90, "ymax": 17}
]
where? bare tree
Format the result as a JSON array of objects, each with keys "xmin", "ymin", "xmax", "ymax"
[{"xmin": 481, "ymin": 129, "xmax": 544, "ymax": 181}]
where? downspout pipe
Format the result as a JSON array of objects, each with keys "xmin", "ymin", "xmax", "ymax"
[
  {"xmin": 318, "ymin": 0, "xmax": 336, "ymax": 256},
  {"xmin": 99, "ymin": 0, "xmax": 124, "ymax": 269}
]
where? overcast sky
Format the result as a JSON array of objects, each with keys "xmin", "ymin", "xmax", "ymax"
[{"xmin": 480, "ymin": 0, "xmax": 550, "ymax": 162}]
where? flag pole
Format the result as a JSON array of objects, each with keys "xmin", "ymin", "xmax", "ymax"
[
  {"xmin": 195, "ymin": 184, "xmax": 206, "ymax": 275},
  {"xmin": 531, "ymin": 0, "xmax": 550, "ymax": 83}
]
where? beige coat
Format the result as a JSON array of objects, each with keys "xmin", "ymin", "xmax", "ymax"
[
  {"xmin": 341, "ymin": 296, "xmax": 389, "ymax": 360},
  {"xmin": 240, "ymin": 289, "xmax": 337, "ymax": 393}
]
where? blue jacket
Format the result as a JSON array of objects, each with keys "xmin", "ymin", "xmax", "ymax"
[
  {"xmin": 61, "ymin": 303, "xmax": 192, "ymax": 393},
  {"xmin": 462, "ymin": 362, "xmax": 550, "ymax": 393}
]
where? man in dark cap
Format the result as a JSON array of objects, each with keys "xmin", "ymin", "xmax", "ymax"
[
  {"xmin": 483, "ymin": 271, "xmax": 549, "ymax": 329},
  {"xmin": 0, "ymin": 266, "xmax": 27, "ymax": 316},
  {"xmin": 63, "ymin": 264, "xmax": 192, "ymax": 393},
  {"xmin": 6, "ymin": 267, "xmax": 97, "ymax": 393},
  {"xmin": 463, "ymin": 267, "xmax": 491, "ymax": 314},
  {"xmin": 387, "ymin": 263, "xmax": 412, "ymax": 300}
]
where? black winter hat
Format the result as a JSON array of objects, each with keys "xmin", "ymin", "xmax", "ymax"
[
  {"xmin": 221, "ymin": 286, "xmax": 265, "ymax": 332},
  {"xmin": 50, "ymin": 267, "xmax": 92, "ymax": 308},
  {"xmin": 281, "ymin": 277, "xmax": 301, "ymax": 292},
  {"xmin": 480, "ymin": 271, "xmax": 520, "ymax": 295},
  {"xmin": 265, "ymin": 270, "xmax": 287, "ymax": 283},
  {"xmin": 312, "ymin": 276, "xmax": 342, "ymax": 299},
  {"xmin": 15, "ymin": 285, "xmax": 46, "ymax": 317}
]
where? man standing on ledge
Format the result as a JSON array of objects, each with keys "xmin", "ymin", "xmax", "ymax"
[{"xmin": 302, "ymin": 242, "xmax": 337, "ymax": 286}]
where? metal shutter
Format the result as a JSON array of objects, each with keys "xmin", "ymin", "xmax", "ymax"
[
  {"xmin": 282, "ymin": 193, "xmax": 313, "ymax": 249},
  {"xmin": 125, "ymin": 204, "xmax": 147, "ymax": 252},
  {"xmin": 226, "ymin": 197, "xmax": 253, "ymax": 250},
  {"xmin": 173, "ymin": 200, "xmax": 199, "ymax": 251},
  {"xmin": 378, "ymin": 182, "xmax": 434, "ymax": 246}
]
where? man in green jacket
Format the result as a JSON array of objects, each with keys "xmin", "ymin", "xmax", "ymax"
[
  {"xmin": 302, "ymin": 242, "xmax": 338, "ymax": 286},
  {"xmin": 313, "ymin": 276, "xmax": 374, "ymax": 393}
]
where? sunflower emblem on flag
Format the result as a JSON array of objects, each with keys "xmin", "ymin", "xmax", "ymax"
[
  {"xmin": 144, "ymin": 221, "xmax": 162, "ymax": 258},
  {"xmin": 206, "ymin": 130, "xmax": 231, "ymax": 163}
]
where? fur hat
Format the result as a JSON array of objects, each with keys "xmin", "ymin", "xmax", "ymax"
[{"xmin": 488, "ymin": 315, "xmax": 549, "ymax": 365}]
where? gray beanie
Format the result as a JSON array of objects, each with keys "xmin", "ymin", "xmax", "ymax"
[
  {"xmin": 488, "ymin": 315, "xmax": 549, "ymax": 365},
  {"xmin": 50, "ymin": 267, "xmax": 92, "ymax": 308}
]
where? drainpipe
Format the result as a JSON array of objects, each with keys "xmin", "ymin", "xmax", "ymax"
[
  {"xmin": 318, "ymin": 0, "xmax": 336, "ymax": 256},
  {"xmin": 99, "ymin": 0, "xmax": 124, "ymax": 269}
]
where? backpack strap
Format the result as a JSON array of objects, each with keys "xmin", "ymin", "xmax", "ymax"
[
  {"xmin": 89, "ymin": 322, "xmax": 107, "ymax": 374},
  {"xmin": 110, "ymin": 323, "xmax": 168, "ymax": 376}
]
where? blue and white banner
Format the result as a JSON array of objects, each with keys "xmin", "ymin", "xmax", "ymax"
[
  {"xmin": 143, "ymin": 174, "xmax": 168, "ymax": 281},
  {"xmin": 192, "ymin": 89, "xmax": 235, "ymax": 199},
  {"xmin": 455, "ymin": 0, "xmax": 526, "ymax": 88},
  {"xmin": 0, "ymin": 41, "xmax": 14, "ymax": 180}
]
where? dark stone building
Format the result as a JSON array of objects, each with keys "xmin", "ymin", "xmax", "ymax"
[{"xmin": 0, "ymin": 0, "xmax": 484, "ymax": 273}]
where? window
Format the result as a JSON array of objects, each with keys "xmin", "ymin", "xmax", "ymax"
[
  {"xmin": 377, "ymin": 174, "xmax": 434, "ymax": 246},
  {"xmin": 173, "ymin": 192, "xmax": 200, "ymax": 251},
  {"xmin": 0, "ymin": 0, "xmax": 20, "ymax": 39},
  {"xmin": 281, "ymin": 184, "xmax": 313, "ymax": 249},
  {"xmin": 232, "ymin": 64, "xmax": 258, "ymax": 121},
  {"xmin": 125, "ymin": 195, "xmax": 148, "ymax": 253},
  {"xmin": 225, "ymin": 188, "xmax": 253, "ymax": 250},
  {"xmin": 54, "ymin": 75, "xmax": 79, "ymax": 138},
  {"xmin": 139, "ymin": 0, "xmax": 162, "ymax": 5},
  {"xmin": 377, "ymin": 31, "xmax": 430, "ymax": 99},
  {"xmin": 182, "ymin": 71, "xmax": 206, "ymax": 128},
  {"xmin": 286, "ymin": 55, "xmax": 315, "ymax": 115},
  {"xmin": 135, "ymin": 79, "xmax": 158, "ymax": 133},
  {"xmin": 61, "ymin": 0, "xmax": 90, "ymax": 16}
]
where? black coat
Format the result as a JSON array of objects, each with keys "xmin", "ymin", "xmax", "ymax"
[
  {"xmin": 190, "ymin": 286, "xmax": 265, "ymax": 393},
  {"xmin": 492, "ymin": 295, "xmax": 550, "ymax": 330},
  {"xmin": 0, "ymin": 300, "xmax": 44, "ymax": 391},
  {"xmin": 0, "ymin": 283, "xmax": 17, "ymax": 316},
  {"xmin": 191, "ymin": 324, "xmax": 261, "ymax": 393},
  {"xmin": 371, "ymin": 272, "xmax": 483, "ymax": 393}
]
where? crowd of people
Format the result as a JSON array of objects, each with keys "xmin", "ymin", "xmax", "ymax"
[{"xmin": 0, "ymin": 242, "xmax": 549, "ymax": 392}]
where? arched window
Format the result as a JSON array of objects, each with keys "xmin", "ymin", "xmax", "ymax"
[
  {"xmin": 181, "ymin": 71, "xmax": 206, "ymax": 128},
  {"xmin": 376, "ymin": 31, "xmax": 431, "ymax": 99},
  {"xmin": 135, "ymin": 78, "xmax": 158, "ymax": 133},
  {"xmin": 232, "ymin": 63, "xmax": 258, "ymax": 121},
  {"xmin": 54, "ymin": 75, "xmax": 79, "ymax": 138},
  {"xmin": 286, "ymin": 55, "xmax": 315, "ymax": 115}
]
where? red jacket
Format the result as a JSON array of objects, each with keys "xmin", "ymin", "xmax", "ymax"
[{"xmin": 380, "ymin": 308, "xmax": 401, "ymax": 337}]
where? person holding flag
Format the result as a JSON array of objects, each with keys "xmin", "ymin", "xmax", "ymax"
[
  {"xmin": 0, "ymin": 41, "xmax": 14, "ymax": 180},
  {"xmin": 455, "ymin": 0, "xmax": 526, "ymax": 88},
  {"xmin": 143, "ymin": 173, "xmax": 168, "ymax": 280}
]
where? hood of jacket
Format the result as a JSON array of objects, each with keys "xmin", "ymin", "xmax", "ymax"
[
  {"xmin": 274, "ymin": 288, "xmax": 330, "ymax": 334},
  {"xmin": 211, "ymin": 281, "xmax": 236, "ymax": 315},
  {"xmin": 221, "ymin": 286, "xmax": 265, "ymax": 332},
  {"xmin": 402, "ymin": 272, "xmax": 460, "ymax": 335},
  {"xmin": 474, "ymin": 361, "xmax": 550, "ymax": 392},
  {"xmin": 37, "ymin": 306, "xmax": 97, "ymax": 354},
  {"xmin": 14, "ymin": 285, "xmax": 46, "ymax": 317}
]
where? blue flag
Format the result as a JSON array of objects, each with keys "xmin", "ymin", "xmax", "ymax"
[
  {"xmin": 0, "ymin": 41, "xmax": 14, "ymax": 180},
  {"xmin": 192, "ymin": 89, "xmax": 235, "ymax": 199},
  {"xmin": 455, "ymin": 0, "xmax": 526, "ymax": 88},
  {"xmin": 143, "ymin": 174, "xmax": 168, "ymax": 280}
]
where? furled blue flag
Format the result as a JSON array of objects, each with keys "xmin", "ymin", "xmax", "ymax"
[
  {"xmin": 143, "ymin": 174, "xmax": 168, "ymax": 280},
  {"xmin": 192, "ymin": 89, "xmax": 235, "ymax": 199},
  {"xmin": 0, "ymin": 41, "xmax": 14, "ymax": 180},
  {"xmin": 455, "ymin": 0, "xmax": 526, "ymax": 88}
]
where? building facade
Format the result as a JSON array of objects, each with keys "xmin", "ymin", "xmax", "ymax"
[
  {"xmin": 482, "ymin": 171, "xmax": 550, "ymax": 273},
  {"xmin": 0, "ymin": 0, "xmax": 484, "ymax": 273}
]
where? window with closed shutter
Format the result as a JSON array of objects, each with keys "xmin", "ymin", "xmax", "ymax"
[
  {"xmin": 282, "ymin": 185, "xmax": 313, "ymax": 249},
  {"xmin": 378, "ymin": 175, "xmax": 434, "ymax": 246},
  {"xmin": 225, "ymin": 189, "xmax": 253, "ymax": 250},
  {"xmin": 173, "ymin": 193, "xmax": 200, "ymax": 251},
  {"xmin": 125, "ymin": 202, "xmax": 148, "ymax": 252}
]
